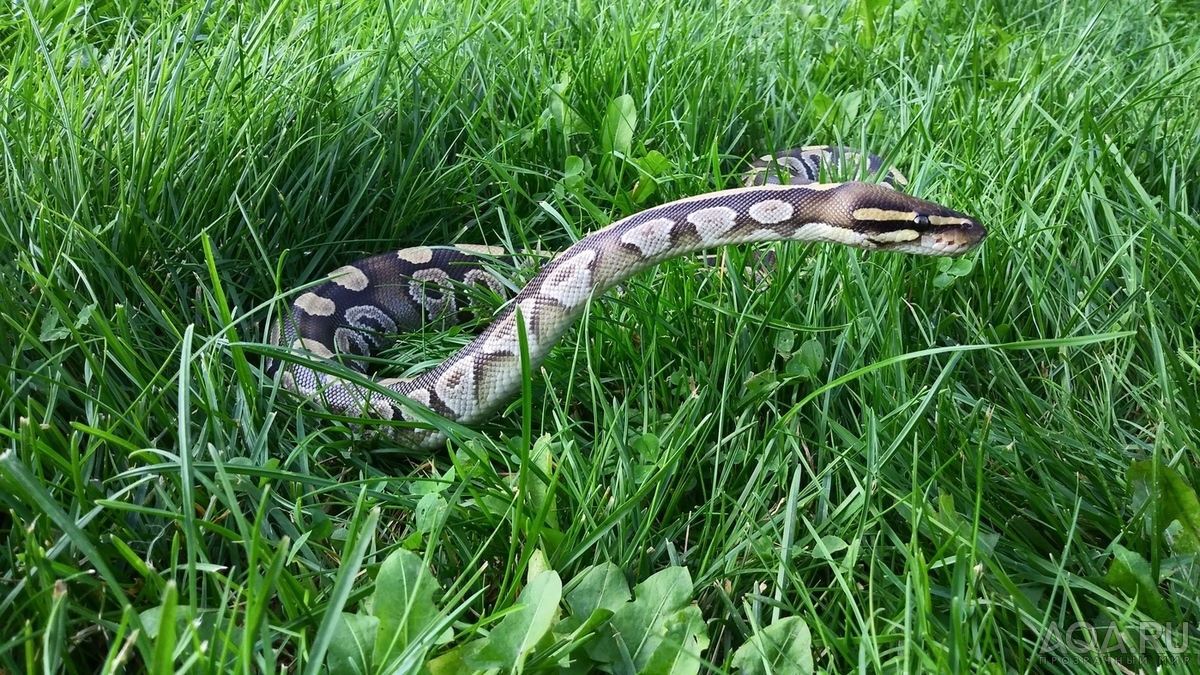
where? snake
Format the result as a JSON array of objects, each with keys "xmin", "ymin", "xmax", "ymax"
[{"xmin": 267, "ymin": 147, "xmax": 986, "ymax": 448}]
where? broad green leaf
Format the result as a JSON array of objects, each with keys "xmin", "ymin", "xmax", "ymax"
[
  {"xmin": 327, "ymin": 613, "xmax": 379, "ymax": 675},
  {"xmin": 632, "ymin": 433, "xmax": 660, "ymax": 462},
  {"xmin": 948, "ymin": 257, "xmax": 974, "ymax": 276},
  {"xmin": 743, "ymin": 370, "xmax": 778, "ymax": 395},
  {"xmin": 555, "ymin": 607, "xmax": 615, "ymax": 641},
  {"xmin": 1128, "ymin": 459, "xmax": 1200, "ymax": 555},
  {"xmin": 600, "ymin": 94, "xmax": 637, "ymax": 156},
  {"xmin": 427, "ymin": 640, "xmax": 484, "ymax": 675},
  {"xmin": 640, "ymin": 606, "xmax": 710, "ymax": 675},
  {"xmin": 563, "ymin": 155, "xmax": 588, "ymax": 189},
  {"xmin": 786, "ymin": 339, "xmax": 825, "ymax": 379},
  {"xmin": 39, "ymin": 309, "xmax": 70, "ymax": 341},
  {"xmin": 837, "ymin": 90, "xmax": 864, "ymax": 125},
  {"xmin": 731, "ymin": 616, "xmax": 813, "ymax": 675},
  {"xmin": 855, "ymin": 1, "xmax": 876, "ymax": 48},
  {"xmin": 74, "ymin": 303, "xmax": 96, "ymax": 328},
  {"xmin": 1105, "ymin": 544, "xmax": 1172, "ymax": 622},
  {"xmin": 467, "ymin": 570, "xmax": 563, "ymax": 671},
  {"xmin": 411, "ymin": 467, "xmax": 455, "ymax": 495},
  {"xmin": 774, "ymin": 330, "xmax": 795, "ymax": 356},
  {"xmin": 402, "ymin": 531, "xmax": 424, "ymax": 551},
  {"xmin": 549, "ymin": 606, "xmax": 617, "ymax": 670},
  {"xmin": 528, "ymin": 435, "xmax": 558, "ymax": 529},
  {"xmin": 372, "ymin": 549, "xmax": 443, "ymax": 668},
  {"xmin": 631, "ymin": 177, "xmax": 658, "ymax": 203},
  {"xmin": 528, "ymin": 547, "xmax": 551, "ymax": 583},
  {"xmin": 629, "ymin": 151, "xmax": 670, "ymax": 203},
  {"xmin": 564, "ymin": 155, "xmax": 586, "ymax": 178},
  {"xmin": 811, "ymin": 91, "xmax": 834, "ymax": 122},
  {"xmin": 811, "ymin": 535, "xmax": 848, "ymax": 561},
  {"xmin": 548, "ymin": 76, "xmax": 589, "ymax": 135},
  {"xmin": 559, "ymin": 563, "xmax": 630, "ymax": 633},
  {"xmin": 633, "ymin": 464, "xmax": 656, "ymax": 484},
  {"xmin": 636, "ymin": 150, "xmax": 671, "ymax": 176},
  {"xmin": 415, "ymin": 492, "xmax": 447, "ymax": 533},
  {"xmin": 588, "ymin": 566, "xmax": 693, "ymax": 673}
]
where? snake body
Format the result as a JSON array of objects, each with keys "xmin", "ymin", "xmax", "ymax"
[{"xmin": 268, "ymin": 147, "xmax": 986, "ymax": 448}]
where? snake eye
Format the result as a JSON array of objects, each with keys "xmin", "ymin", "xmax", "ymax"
[{"xmin": 914, "ymin": 214, "xmax": 931, "ymax": 226}]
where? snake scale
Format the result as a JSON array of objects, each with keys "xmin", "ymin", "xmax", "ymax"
[{"xmin": 267, "ymin": 147, "xmax": 986, "ymax": 448}]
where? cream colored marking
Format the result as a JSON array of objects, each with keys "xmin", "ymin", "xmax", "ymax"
[
  {"xmin": 330, "ymin": 265, "xmax": 369, "ymax": 291},
  {"xmin": 687, "ymin": 206, "xmax": 738, "ymax": 244},
  {"xmin": 745, "ymin": 228, "xmax": 782, "ymax": 242},
  {"xmin": 409, "ymin": 267, "xmax": 455, "ymax": 317},
  {"xmin": 540, "ymin": 249, "xmax": 597, "ymax": 308},
  {"xmin": 397, "ymin": 246, "xmax": 434, "ymax": 264},
  {"xmin": 451, "ymin": 244, "xmax": 553, "ymax": 259},
  {"xmin": 370, "ymin": 398, "xmax": 394, "ymax": 420},
  {"xmin": 295, "ymin": 292, "xmax": 336, "ymax": 317},
  {"xmin": 598, "ymin": 183, "xmax": 828, "ymax": 218},
  {"xmin": 474, "ymin": 353, "xmax": 519, "ymax": 399},
  {"xmin": 619, "ymin": 217, "xmax": 676, "ymax": 257},
  {"xmin": 399, "ymin": 388, "xmax": 431, "ymax": 422},
  {"xmin": 434, "ymin": 356, "xmax": 477, "ymax": 416},
  {"xmin": 853, "ymin": 207, "xmax": 918, "ymax": 222},
  {"xmin": 280, "ymin": 371, "xmax": 296, "ymax": 392},
  {"xmin": 753, "ymin": 156, "xmax": 809, "ymax": 184},
  {"xmin": 747, "ymin": 199, "xmax": 794, "ymax": 224},
  {"xmin": 453, "ymin": 244, "xmax": 508, "ymax": 256},
  {"xmin": 868, "ymin": 229, "xmax": 921, "ymax": 244},
  {"xmin": 344, "ymin": 305, "xmax": 397, "ymax": 334},
  {"xmin": 481, "ymin": 297, "xmax": 543, "ymax": 355},
  {"xmin": 293, "ymin": 338, "xmax": 334, "ymax": 358},
  {"xmin": 379, "ymin": 377, "xmax": 414, "ymax": 387},
  {"xmin": 411, "ymin": 267, "xmax": 450, "ymax": 286},
  {"xmin": 481, "ymin": 317, "xmax": 519, "ymax": 355},
  {"xmin": 334, "ymin": 327, "xmax": 368, "ymax": 355},
  {"xmin": 791, "ymin": 222, "xmax": 868, "ymax": 247},
  {"xmin": 268, "ymin": 321, "xmax": 281, "ymax": 346},
  {"xmin": 463, "ymin": 268, "xmax": 505, "ymax": 294},
  {"xmin": 783, "ymin": 156, "xmax": 807, "ymax": 174},
  {"xmin": 928, "ymin": 215, "xmax": 974, "ymax": 226}
]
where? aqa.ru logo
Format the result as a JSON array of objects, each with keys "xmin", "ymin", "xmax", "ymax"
[{"xmin": 1040, "ymin": 622, "xmax": 1189, "ymax": 656}]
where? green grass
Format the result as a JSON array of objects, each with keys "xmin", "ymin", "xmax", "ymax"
[{"xmin": 2, "ymin": 0, "xmax": 1199, "ymax": 672}]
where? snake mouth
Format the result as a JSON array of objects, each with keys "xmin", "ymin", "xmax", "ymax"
[
  {"xmin": 850, "ymin": 220, "xmax": 986, "ymax": 256},
  {"xmin": 868, "ymin": 224, "xmax": 986, "ymax": 256},
  {"xmin": 909, "ymin": 221, "xmax": 988, "ymax": 256}
]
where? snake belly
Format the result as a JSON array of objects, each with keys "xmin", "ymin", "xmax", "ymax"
[{"xmin": 268, "ymin": 147, "xmax": 987, "ymax": 448}]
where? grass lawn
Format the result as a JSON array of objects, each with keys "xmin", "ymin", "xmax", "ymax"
[{"xmin": 2, "ymin": 0, "xmax": 1199, "ymax": 672}]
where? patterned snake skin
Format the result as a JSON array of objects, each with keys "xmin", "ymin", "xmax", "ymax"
[{"xmin": 267, "ymin": 147, "xmax": 987, "ymax": 448}]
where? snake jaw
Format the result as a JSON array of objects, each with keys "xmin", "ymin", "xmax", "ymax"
[
  {"xmin": 860, "ymin": 222, "xmax": 986, "ymax": 256},
  {"xmin": 917, "ymin": 222, "xmax": 989, "ymax": 255}
]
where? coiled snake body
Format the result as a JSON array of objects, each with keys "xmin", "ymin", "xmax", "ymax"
[{"xmin": 268, "ymin": 147, "xmax": 986, "ymax": 448}]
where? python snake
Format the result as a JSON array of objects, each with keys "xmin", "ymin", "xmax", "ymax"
[{"xmin": 267, "ymin": 147, "xmax": 986, "ymax": 448}]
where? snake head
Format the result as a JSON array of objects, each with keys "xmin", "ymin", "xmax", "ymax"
[{"xmin": 839, "ymin": 181, "xmax": 987, "ymax": 256}]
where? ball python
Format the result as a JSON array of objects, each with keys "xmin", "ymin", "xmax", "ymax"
[{"xmin": 267, "ymin": 146, "xmax": 986, "ymax": 448}]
